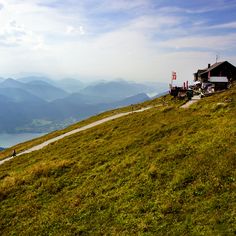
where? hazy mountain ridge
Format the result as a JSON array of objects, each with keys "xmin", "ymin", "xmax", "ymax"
[
  {"xmin": 17, "ymin": 76, "xmax": 55, "ymax": 84},
  {"xmin": 0, "ymin": 78, "xmax": 69, "ymax": 102},
  {"xmin": 81, "ymin": 80, "xmax": 156, "ymax": 99},
  {"xmin": 54, "ymin": 78, "xmax": 85, "ymax": 93},
  {"xmin": 0, "ymin": 77, "xmax": 167, "ymax": 133},
  {"xmin": 0, "ymin": 87, "xmax": 46, "ymax": 103}
]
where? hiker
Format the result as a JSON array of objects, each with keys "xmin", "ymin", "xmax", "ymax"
[
  {"xmin": 186, "ymin": 90, "xmax": 193, "ymax": 100},
  {"xmin": 12, "ymin": 149, "xmax": 16, "ymax": 157}
]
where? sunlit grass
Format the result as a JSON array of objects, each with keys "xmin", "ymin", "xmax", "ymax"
[{"xmin": 0, "ymin": 85, "xmax": 235, "ymax": 235}]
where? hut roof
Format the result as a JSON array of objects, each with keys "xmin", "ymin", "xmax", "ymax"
[{"xmin": 199, "ymin": 62, "xmax": 225, "ymax": 75}]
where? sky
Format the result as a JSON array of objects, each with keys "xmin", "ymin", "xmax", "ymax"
[{"xmin": 0, "ymin": 0, "xmax": 236, "ymax": 83}]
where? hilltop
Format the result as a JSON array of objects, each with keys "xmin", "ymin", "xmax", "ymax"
[{"xmin": 0, "ymin": 85, "xmax": 235, "ymax": 235}]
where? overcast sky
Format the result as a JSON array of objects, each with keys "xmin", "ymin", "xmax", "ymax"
[{"xmin": 0, "ymin": 0, "xmax": 236, "ymax": 83}]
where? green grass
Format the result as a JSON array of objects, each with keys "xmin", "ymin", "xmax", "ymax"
[{"xmin": 0, "ymin": 86, "xmax": 235, "ymax": 235}]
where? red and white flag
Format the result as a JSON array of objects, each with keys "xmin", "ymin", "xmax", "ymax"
[{"xmin": 172, "ymin": 71, "xmax": 177, "ymax": 80}]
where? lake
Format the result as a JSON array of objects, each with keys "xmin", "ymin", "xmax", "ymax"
[{"xmin": 0, "ymin": 133, "xmax": 46, "ymax": 148}]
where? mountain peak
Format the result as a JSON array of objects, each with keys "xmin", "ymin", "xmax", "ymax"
[{"xmin": 0, "ymin": 78, "xmax": 23, "ymax": 88}]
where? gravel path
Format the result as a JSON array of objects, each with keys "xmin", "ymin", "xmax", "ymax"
[
  {"xmin": 181, "ymin": 95, "xmax": 201, "ymax": 108},
  {"xmin": 0, "ymin": 107, "xmax": 151, "ymax": 165}
]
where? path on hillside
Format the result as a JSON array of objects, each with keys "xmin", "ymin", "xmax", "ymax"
[
  {"xmin": 181, "ymin": 95, "xmax": 201, "ymax": 108},
  {"xmin": 0, "ymin": 107, "xmax": 152, "ymax": 166}
]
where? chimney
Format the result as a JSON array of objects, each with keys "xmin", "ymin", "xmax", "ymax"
[{"xmin": 208, "ymin": 63, "xmax": 211, "ymax": 68}]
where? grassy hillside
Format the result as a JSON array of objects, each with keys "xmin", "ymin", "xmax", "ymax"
[
  {"xmin": 0, "ymin": 95, "xmax": 181, "ymax": 161},
  {"xmin": 0, "ymin": 86, "xmax": 235, "ymax": 235}
]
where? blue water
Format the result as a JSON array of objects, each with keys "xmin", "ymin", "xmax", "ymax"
[{"xmin": 0, "ymin": 133, "xmax": 46, "ymax": 148}]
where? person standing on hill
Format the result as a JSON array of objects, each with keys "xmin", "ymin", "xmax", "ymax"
[{"xmin": 12, "ymin": 149, "xmax": 16, "ymax": 157}]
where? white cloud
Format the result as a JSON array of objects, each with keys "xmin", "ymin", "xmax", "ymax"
[
  {"xmin": 93, "ymin": 0, "xmax": 149, "ymax": 12},
  {"xmin": 209, "ymin": 21, "xmax": 236, "ymax": 29},
  {"xmin": 159, "ymin": 34, "xmax": 236, "ymax": 51},
  {"xmin": 0, "ymin": 20, "xmax": 46, "ymax": 50},
  {"xmin": 128, "ymin": 14, "xmax": 183, "ymax": 32},
  {"xmin": 0, "ymin": 0, "xmax": 84, "ymax": 36},
  {"xmin": 0, "ymin": 26, "xmax": 233, "ymax": 82},
  {"xmin": 0, "ymin": 0, "xmax": 235, "ymax": 83},
  {"xmin": 66, "ymin": 25, "xmax": 85, "ymax": 35},
  {"xmin": 157, "ymin": 2, "xmax": 236, "ymax": 15},
  {"xmin": 66, "ymin": 26, "xmax": 75, "ymax": 34},
  {"xmin": 0, "ymin": 27, "xmax": 215, "ymax": 83}
]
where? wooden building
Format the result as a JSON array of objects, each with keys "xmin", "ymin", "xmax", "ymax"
[{"xmin": 194, "ymin": 61, "xmax": 236, "ymax": 86}]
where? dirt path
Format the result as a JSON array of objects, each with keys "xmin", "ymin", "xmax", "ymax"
[
  {"xmin": 181, "ymin": 95, "xmax": 201, "ymax": 108},
  {"xmin": 0, "ymin": 107, "xmax": 152, "ymax": 166}
]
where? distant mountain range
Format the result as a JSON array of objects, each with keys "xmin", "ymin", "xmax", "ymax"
[
  {"xmin": 0, "ymin": 78, "xmax": 68, "ymax": 102},
  {"xmin": 81, "ymin": 80, "xmax": 153, "ymax": 100},
  {"xmin": 0, "ymin": 77, "xmax": 168, "ymax": 133}
]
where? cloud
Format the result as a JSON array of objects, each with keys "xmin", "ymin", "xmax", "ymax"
[
  {"xmin": 66, "ymin": 25, "xmax": 85, "ymax": 35},
  {"xmin": 0, "ymin": 0, "xmax": 235, "ymax": 83},
  {"xmin": 0, "ymin": 20, "xmax": 46, "ymax": 50},
  {"xmin": 159, "ymin": 34, "xmax": 236, "ymax": 51},
  {"xmin": 157, "ymin": 1, "xmax": 236, "ymax": 14},
  {"xmin": 127, "ymin": 14, "xmax": 183, "ymax": 32},
  {"xmin": 88, "ymin": 0, "xmax": 149, "ymax": 13},
  {"xmin": 209, "ymin": 21, "xmax": 236, "ymax": 29},
  {"xmin": 6, "ymin": 27, "xmax": 212, "ymax": 83}
]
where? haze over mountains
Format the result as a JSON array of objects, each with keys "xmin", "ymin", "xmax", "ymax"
[{"xmin": 0, "ymin": 77, "xmax": 167, "ymax": 133}]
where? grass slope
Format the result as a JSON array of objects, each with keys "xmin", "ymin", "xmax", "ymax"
[
  {"xmin": 0, "ymin": 87, "xmax": 235, "ymax": 235},
  {"xmin": 0, "ymin": 95, "xmax": 181, "ymax": 161}
]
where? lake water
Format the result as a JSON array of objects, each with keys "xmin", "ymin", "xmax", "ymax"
[{"xmin": 0, "ymin": 133, "xmax": 46, "ymax": 148}]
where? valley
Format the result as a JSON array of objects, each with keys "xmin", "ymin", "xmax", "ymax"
[
  {"xmin": 0, "ymin": 132, "xmax": 46, "ymax": 149},
  {"xmin": 0, "ymin": 77, "xmax": 167, "ymax": 134}
]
